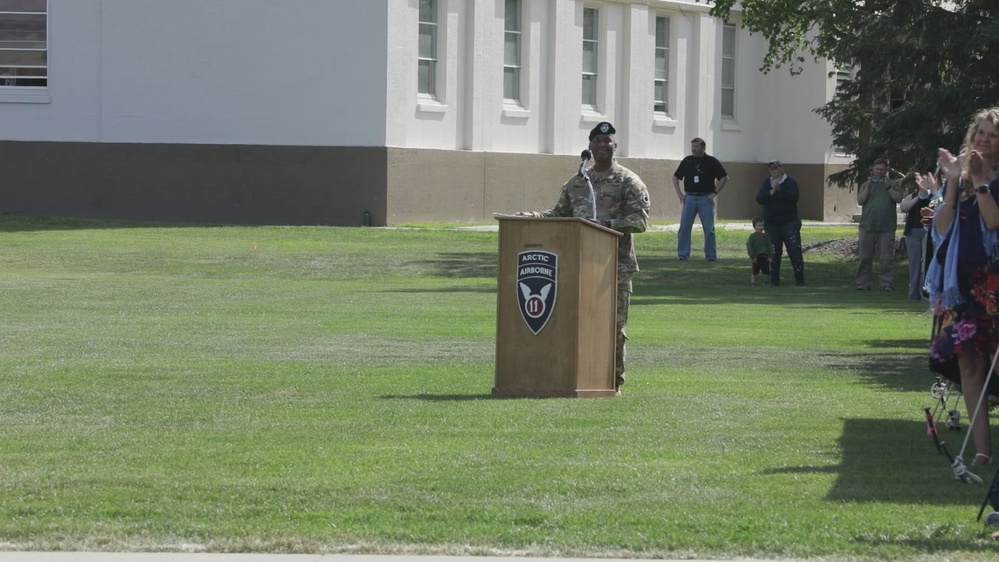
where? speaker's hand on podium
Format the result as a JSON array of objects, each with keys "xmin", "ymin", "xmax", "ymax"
[{"xmin": 586, "ymin": 217, "xmax": 610, "ymax": 227}]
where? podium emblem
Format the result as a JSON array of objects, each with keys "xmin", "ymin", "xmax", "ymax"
[{"xmin": 517, "ymin": 250, "xmax": 558, "ymax": 335}]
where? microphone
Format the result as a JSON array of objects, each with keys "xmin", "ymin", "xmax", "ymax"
[
  {"xmin": 577, "ymin": 150, "xmax": 597, "ymax": 219},
  {"xmin": 578, "ymin": 149, "xmax": 591, "ymax": 176}
]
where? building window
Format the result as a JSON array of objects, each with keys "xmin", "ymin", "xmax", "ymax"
[
  {"xmin": 503, "ymin": 0, "xmax": 522, "ymax": 103},
  {"xmin": 720, "ymin": 23, "xmax": 736, "ymax": 119},
  {"xmin": 0, "ymin": 0, "xmax": 47, "ymax": 88},
  {"xmin": 418, "ymin": 0, "xmax": 438, "ymax": 96},
  {"xmin": 834, "ymin": 66, "xmax": 856, "ymax": 156},
  {"xmin": 835, "ymin": 66, "xmax": 854, "ymax": 94},
  {"xmin": 581, "ymin": 7, "xmax": 598, "ymax": 108},
  {"xmin": 654, "ymin": 16, "xmax": 669, "ymax": 114}
]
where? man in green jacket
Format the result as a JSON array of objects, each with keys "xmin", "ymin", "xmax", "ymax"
[{"xmin": 855, "ymin": 158, "xmax": 903, "ymax": 291}]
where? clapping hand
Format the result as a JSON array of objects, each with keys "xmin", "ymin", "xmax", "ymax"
[
  {"xmin": 914, "ymin": 172, "xmax": 939, "ymax": 196},
  {"xmin": 937, "ymin": 148, "xmax": 963, "ymax": 186},
  {"xmin": 968, "ymin": 150, "xmax": 988, "ymax": 186}
]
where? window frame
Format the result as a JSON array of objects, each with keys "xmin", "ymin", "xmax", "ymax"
[
  {"xmin": 417, "ymin": 0, "xmax": 439, "ymax": 99},
  {"xmin": 833, "ymin": 65, "xmax": 857, "ymax": 156},
  {"xmin": 581, "ymin": 7, "xmax": 598, "ymax": 110},
  {"xmin": 653, "ymin": 15, "xmax": 670, "ymax": 115},
  {"xmin": 0, "ymin": 0, "xmax": 49, "ymax": 103},
  {"xmin": 503, "ymin": 0, "xmax": 522, "ymax": 104},
  {"xmin": 720, "ymin": 23, "xmax": 737, "ymax": 120}
]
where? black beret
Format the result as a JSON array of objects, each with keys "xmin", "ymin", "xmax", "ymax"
[{"xmin": 589, "ymin": 121, "xmax": 616, "ymax": 140}]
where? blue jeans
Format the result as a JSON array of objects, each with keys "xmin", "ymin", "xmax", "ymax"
[{"xmin": 677, "ymin": 194, "xmax": 716, "ymax": 260}]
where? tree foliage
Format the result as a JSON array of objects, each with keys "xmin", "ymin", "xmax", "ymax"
[{"xmin": 710, "ymin": 0, "xmax": 999, "ymax": 188}]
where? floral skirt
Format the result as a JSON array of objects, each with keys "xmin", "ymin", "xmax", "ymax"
[{"xmin": 929, "ymin": 263, "xmax": 999, "ymax": 391}]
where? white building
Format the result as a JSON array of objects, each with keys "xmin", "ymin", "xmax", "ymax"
[{"xmin": 0, "ymin": 0, "xmax": 855, "ymax": 226}]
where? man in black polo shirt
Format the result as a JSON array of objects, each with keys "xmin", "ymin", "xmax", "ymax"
[{"xmin": 672, "ymin": 137, "xmax": 729, "ymax": 261}]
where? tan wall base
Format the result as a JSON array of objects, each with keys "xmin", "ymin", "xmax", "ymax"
[{"xmin": 387, "ymin": 148, "xmax": 858, "ymax": 224}]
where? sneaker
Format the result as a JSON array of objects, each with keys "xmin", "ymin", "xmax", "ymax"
[{"xmin": 883, "ymin": 286, "xmax": 894, "ymax": 292}]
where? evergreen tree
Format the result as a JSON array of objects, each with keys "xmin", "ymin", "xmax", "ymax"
[{"xmin": 711, "ymin": 0, "xmax": 999, "ymax": 187}]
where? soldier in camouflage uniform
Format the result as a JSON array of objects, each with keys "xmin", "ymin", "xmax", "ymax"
[{"xmin": 516, "ymin": 122, "xmax": 651, "ymax": 390}]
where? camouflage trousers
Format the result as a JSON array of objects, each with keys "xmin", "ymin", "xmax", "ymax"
[{"xmin": 616, "ymin": 280, "xmax": 632, "ymax": 388}]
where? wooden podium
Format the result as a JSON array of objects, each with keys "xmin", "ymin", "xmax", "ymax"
[{"xmin": 493, "ymin": 216, "xmax": 621, "ymax": 397}]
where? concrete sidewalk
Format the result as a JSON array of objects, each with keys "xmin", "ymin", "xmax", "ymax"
[
  {"xmin": 0, "ymin": 554, "xmax": 797, "ymax": 562},
  {"xmin": 455, "ymin": 221, "xmax": 855, "ymax": 232},
  {"xmin": 647, "ymin": 221, "xmax": 853, "ymax": 232}
]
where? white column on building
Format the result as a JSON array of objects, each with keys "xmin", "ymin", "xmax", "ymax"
[
  {"xmin": 620, "ymin": 2, "xmax": 649, "ymax": 157},
  {"xmin": 442, "ymin": 0, "xmax": 462, "ymax": 149},
  {"xmin": 461, "ymin": 0, "xmax": 485, "ymax": 151},
  {"xmin": 667, "ymin": 9, "xmax": 693, "ymax": 151},
  {"xmin": 546, "ymin": 0, "xmax": 580, "ymax": 155},
  {"xmin": 385, "ymin": 0, "xmax": 411, "ymax": 148},
  {"xmin": 593, "ymin": 3, "xmax": 621, "ymax": 139},
  {"xmin": 688, "ymin": 11, "xmax": 718, "ymax": 145},
  {"xmin": 523, "ymin": 0, "xmax": 547, "ymax": 154}
]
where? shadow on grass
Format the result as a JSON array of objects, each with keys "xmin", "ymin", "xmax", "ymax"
[
  {"xmin": 411, "ymin": 251, "xmax": 926, "ymax": 310},
  {"xmin": 413, "ymin": 252, "xmax": 498, "ymax": 280},
  {"xmin": 378, "ymin": 393, "xmax": 546, "ymax": 401},
  {"xmin": 867, "ymin": 338, "xmax": 932, "ymax": 350},
  {"xmin": 635, "ymin": 255, "xmax": 920, "ymax": 305},
  {"xmin": 0, "ymin": 212, "xmax": 214, "ymax": 232},
  {"xmin": 852, "ymin": 535, "xmax": 998, "ymax": 555},
  {"xmin": 819, "ymin": 349, "xmax": 933, "ymax": 393},
  {"xmin": 379, "ymin": 393, "xmax": 494, "ymax": 401},
  {"xmin": 384, "ymin": 286, "xmax": 497, "ymax": 294},
  {"xmin": 762, "ymin": 418, "xmax": 993, "ymax": 507}
]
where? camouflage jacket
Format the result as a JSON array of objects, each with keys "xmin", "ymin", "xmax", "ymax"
[{"xmin": 534, "ymin": 161, "xmax": 650, "ymax": 273}]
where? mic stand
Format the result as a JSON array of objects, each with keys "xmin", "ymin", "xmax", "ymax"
[{"xmin": 579, "ymin": 166, "xmax": 597, "ymax": 221}]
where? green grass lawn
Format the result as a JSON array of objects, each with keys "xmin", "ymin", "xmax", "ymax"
[{"xmin": 1, "ymin": 214, "xmax": 996, "ymax": 560}]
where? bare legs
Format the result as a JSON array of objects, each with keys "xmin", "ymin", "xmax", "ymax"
[{"xmin": 959, "ymin": 353, "xmax": 993, "ymax": 462}]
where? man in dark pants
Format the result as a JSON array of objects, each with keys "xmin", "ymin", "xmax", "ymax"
[{"xmin": 755, "ymin": 160, "xmax": 805, "ymax": 286}]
